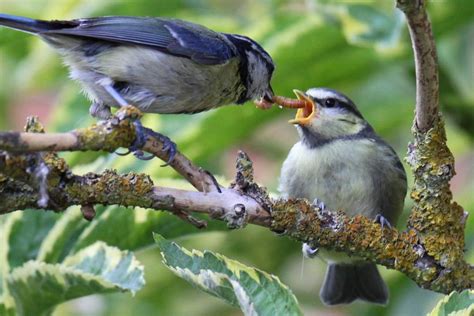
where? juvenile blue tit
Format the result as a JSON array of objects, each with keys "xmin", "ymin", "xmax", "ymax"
[
  {"xmin": 0, "ymin": 14, "xmax": 275, "ymax": 118},
  {"xmin": 279, "ymin": 88, "xmax": 407, "ymax": 305}
]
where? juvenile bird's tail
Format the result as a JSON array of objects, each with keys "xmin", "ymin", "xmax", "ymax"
[
  {"xmin": 320, "ymin": 263, "xmax": 388, "ymax": 305},
  {"xmin": 0, "ymin": 13, "xmax": 73, "ymax": 34}
]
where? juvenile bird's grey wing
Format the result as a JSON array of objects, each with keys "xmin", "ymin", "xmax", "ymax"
[{"xmin": 42, "ymin": 16, "xmax": 237, "ymax": 65}]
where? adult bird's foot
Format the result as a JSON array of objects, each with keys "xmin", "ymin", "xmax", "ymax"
[
  {"xmin": 111, "ymin": 106, "xmax": 177, "ymax": 165},
  {"xmin": 99, "ymin": 79, "xmax": 177, "ymax": 165},
  {"xmin": 374, "ymin": 214, "xmax": 392, "ymax": 229},
  {"xmin": 129, "ymin": 120, "xmax": 177, "ymax": 166}
]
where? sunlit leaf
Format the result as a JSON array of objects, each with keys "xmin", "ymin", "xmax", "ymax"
[
  {"xmin": 427, "ymin": 290, "xmax": 474, "ymax": 316},
  {"xmin": 1, "ymin": 211, "xmax": 59, "ymax": 271},
  {"xmin": 7, "ymin": 242, "xmax": 144, "ymax": 316},
  {"xmin": 155, "ymin": 234, "xmax": 302, "ymax": 316}
]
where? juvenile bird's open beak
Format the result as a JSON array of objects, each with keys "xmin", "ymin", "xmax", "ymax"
[{"xmin": 288, "ymin": 90, "xmax": 317, "ymax": 126}]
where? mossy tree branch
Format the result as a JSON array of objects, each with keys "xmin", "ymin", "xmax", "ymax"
[
  {"xmin": 0, "ymin": 114, "xmax": 472, "ymax": 293},
  {"xmin": 396, "ymin": 0, "xmax": 472, "ymax": 291},
  {"xmin": 0, "ymin": 0, "xmax": 471, "ymax": 296},
  {"xmin": 0, "ymin": 106, "xmax": 219, "ymax": 194}
]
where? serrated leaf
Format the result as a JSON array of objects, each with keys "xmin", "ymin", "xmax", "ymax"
[
  {"xmin": 7, "ymin": 242, "xmax": 144, "ymax": 316},
  {"xmin": 154, "ymin": 234, "xmax": 302, "ymax": 316},
  {"xmin": 428, "ymin": 290, "xmax": 474, "ymax": 316}
]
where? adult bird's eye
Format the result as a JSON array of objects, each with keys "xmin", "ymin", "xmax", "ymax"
[{"xmin": 325, "ymin": 98, "xmax": 336, "ymax": 107}]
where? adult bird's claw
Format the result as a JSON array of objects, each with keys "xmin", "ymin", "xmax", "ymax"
[
  {"xmin": 133, "ymin": 150, "xmax": 155, "ymax": 160},
  {"xmin": 114, "ymin": 148, "xmax": 132, "ymax": 156},
  {"xmin": 374, "ymin": 214, "xmax": 392, "ymax": 229},
  {"xmin": 131, "ymin": 120, "xmax": 177, "ymax": 166},
  {"xmin": 144, "ymin": 128, "xmax": 177, "ymax": 166},
  {"xmin": 204, "ymin": 169, "xmax": 222, "ymax": 193},
  {"xmin": 113, "ymin": 119, "xmax": 177, "ymax": 166}
]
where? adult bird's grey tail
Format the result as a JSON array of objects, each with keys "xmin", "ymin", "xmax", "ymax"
[
  {"xmin": 0, "ymin": 13, "xmax": 72, "ymax": 34},
  {"xmin": 320, "ymin": 263, "xmax": 388, "ymax": 305}
]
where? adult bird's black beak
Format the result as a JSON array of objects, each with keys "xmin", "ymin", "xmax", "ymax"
[
  {"xmin": 263, "ymin": 86, "xmax": 274, "ymax": 102},
  {"xmin": 254, "ymin": 87, "xmax": 275, "ymax": 109}
]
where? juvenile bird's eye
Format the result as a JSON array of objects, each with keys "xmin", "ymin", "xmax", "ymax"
[{"xmin": 325, "ymin": 98, "xmax": 336, "ymax": 107}]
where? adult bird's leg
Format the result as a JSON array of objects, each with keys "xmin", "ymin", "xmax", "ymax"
[{"xmin": 99, "ymin": 80, "xmax": 177, "ymax": 165}]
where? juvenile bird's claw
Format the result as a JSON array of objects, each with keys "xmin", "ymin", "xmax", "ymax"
[
  {"xmin": 302, "ymin": 243, "xmax": 319, "ymax": 259},
  {"xmin": 311, "ymin": 198, "xmax": 326, "ymax": 211},
  {"xmin": 374, "ymin": 214, "xmax": 392, "ymax": 229}
]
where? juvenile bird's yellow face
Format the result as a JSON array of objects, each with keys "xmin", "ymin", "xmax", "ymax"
[{"xmin": 289, "ymin": 89, "xmax": 368, "ymax": 142}]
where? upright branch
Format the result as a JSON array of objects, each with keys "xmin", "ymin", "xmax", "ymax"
[
  {"xmin": 397, "ymin": 0, "xmax": 472, "ymax": 291},
  {"xmin": 397, "ymin": 0, "xmax": 439, "ymax": 131}
]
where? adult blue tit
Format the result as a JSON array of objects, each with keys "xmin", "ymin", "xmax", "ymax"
[
  {"xmin": 279, "ymin": 88, "xmax": 407, "ymax": 305},
  {"xmin": 0, "ymin": 14, "xmax": 275, "ymax": 119}
]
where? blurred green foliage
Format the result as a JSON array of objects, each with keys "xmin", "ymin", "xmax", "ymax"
[
  {"xmin": 427, "ymin": 290, "xmax": 474, "ymax": 316},
  {"xmin": 0, "ymin": 0, "xmax": 472, "ymax": 315}
]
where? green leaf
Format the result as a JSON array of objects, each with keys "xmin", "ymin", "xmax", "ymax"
[
  {"xmin": 71, "ymin": 205, "xmax": 225, "ymax": 254},
  {"xmin": 428, "ymin": 290, "xmax": 474, "ymax": 316},
  {"xmin": 1, "ymin": 211, "xmax": 59, "ymax": 271},
  {"xmin": 7, "ymin": 242, "xmax": 144, "ymax": 316},
  {"xmin": 154, "ymin": 234, "xmax": 302, "ymax": 316},
  {"xmin": 36, "ymin": 206, "xmax": 89, "ymax": 263},
  {"xmin": 438, "ymin": 23, "xmax": 474, "ymax": 102},
  {"xmin": 305, "ymin": 2, "xmax": 404, "ymax": 51},
  {"xmin": 0, "ymin": 295, "xmax": 15, "ymax": 316}
]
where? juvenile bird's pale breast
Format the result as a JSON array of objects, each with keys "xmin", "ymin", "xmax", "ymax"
[{"xmin": 279, "ymin": 138, "xmax": 404, "ymax": 219}]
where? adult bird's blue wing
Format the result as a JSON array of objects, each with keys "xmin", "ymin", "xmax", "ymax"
[{"xmin": 41, "ymin": 16, "xmax": 237, "ymax": 65}]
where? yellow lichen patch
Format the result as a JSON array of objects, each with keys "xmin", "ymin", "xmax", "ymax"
[
  {"xmin": 401, "ymin": 114, "xmax": 473, "ymax": 291},
  {"xmin": 75, "ymin": 116, "xmax": 136, "ymax": 153}
]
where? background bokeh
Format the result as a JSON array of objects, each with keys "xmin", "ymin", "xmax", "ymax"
[{"xmin": 0, "ymin": 0, "xmax": 472, "ymax": 315}]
